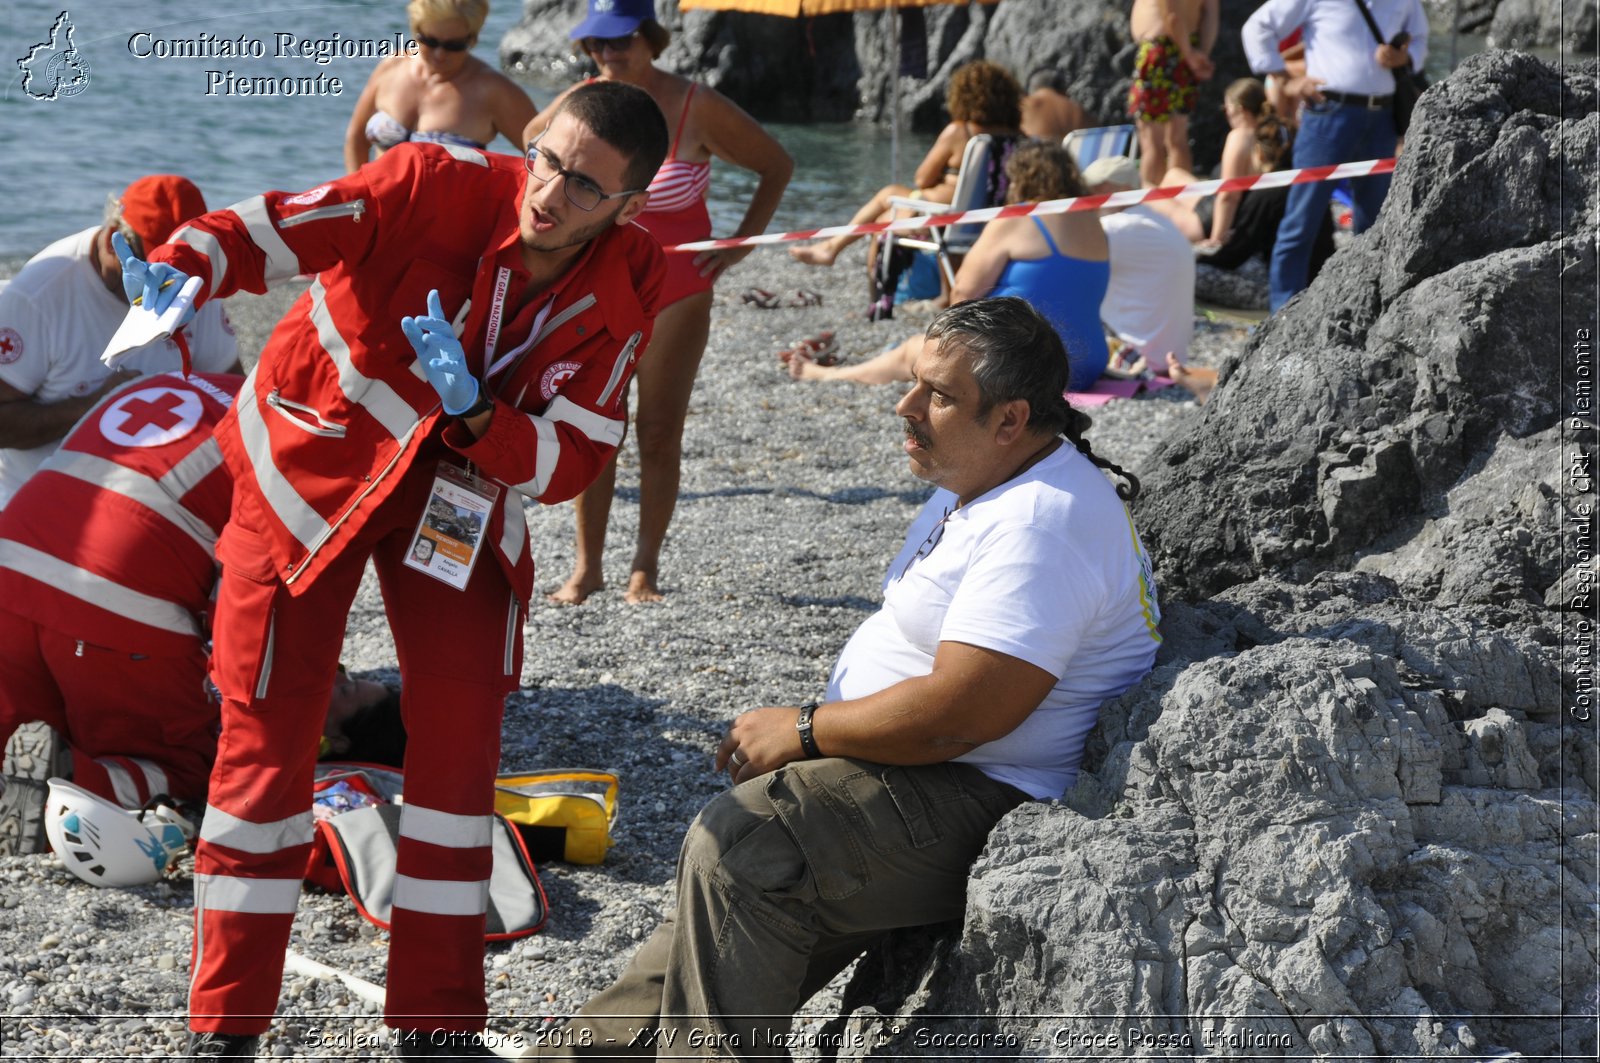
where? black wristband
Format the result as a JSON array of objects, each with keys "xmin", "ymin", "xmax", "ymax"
[
  {"xmin": 458, "ymin": 389, "xmax": 493, "ymax": 420},
  {"xmin": 795, "ymin": 702, "xmax": 822, "ymax": 759}
]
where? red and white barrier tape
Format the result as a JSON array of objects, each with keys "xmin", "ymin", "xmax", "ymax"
[{"xmin": 666, "ymin": 156, "xmax": 1397, "ymax": 252}]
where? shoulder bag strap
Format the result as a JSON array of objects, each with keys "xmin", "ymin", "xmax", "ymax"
[{"xmin": 1350, "ymin": 0, "xmax": 1386, "ymax": 45}]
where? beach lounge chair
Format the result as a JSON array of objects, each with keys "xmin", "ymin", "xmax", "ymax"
[
  {"xmin": 1064, "ymin": 124, "xmax": 1138, "ymax": 172},
  {"xmin": 870, "ymin": 134, "xmax": 1014, "ymax": 318}
]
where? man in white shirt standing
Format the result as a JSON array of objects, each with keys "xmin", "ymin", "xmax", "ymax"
[
  {"xmin": 0, "ymin": 175, "xmax": 240, "ymax": 509},
  {"xmin": 520, "ymin": 297, "xmax": 1162, "ymax": 1060},
  {"xmin": 1082, "ymin": 155, "xmax": 1196, "ymax": 381},
  {"xmin": 1243, "ymin": 0, "xmax": 1428, "ymax": 311}
]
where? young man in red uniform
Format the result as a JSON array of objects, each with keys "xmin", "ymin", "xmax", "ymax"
[{"xmin": 119, "ymin": 81, "xmax": 669, "ymax": 1058}]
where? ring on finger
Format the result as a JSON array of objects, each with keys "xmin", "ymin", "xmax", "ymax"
[{"xmin": 730, "ymin": 751, "xmax": 746, "ymax": 767}]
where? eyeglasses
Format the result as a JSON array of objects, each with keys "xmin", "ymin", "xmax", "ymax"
[
  {"xmin": 415, "ymin": 32, "xmax": 472, "ymax": 52},
  {"xmin": 581, "ymin": 31, "xmax": 639, "ymax": 55},
  {"xmin": 525, "ymin": 134, "xmax": 647, "ymax": 212},
  {"xmin": 898, "ymin": 507, "xmax": 952, "ymax": 580}
]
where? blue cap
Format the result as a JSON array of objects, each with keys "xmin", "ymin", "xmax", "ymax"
[{"xmin": 569, "ymin": 0, "xmax": 656, "ymax": 41}]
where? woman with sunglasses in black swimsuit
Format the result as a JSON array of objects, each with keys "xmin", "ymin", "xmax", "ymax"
[{"xmin": 344, "ymin": 0, "xmax": 536, "ymax": 172}]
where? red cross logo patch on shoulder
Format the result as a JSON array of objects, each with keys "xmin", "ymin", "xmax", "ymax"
[
  {"xmin": 0, "ymin": 327, "xmax": 23, "ymax": 365},
  {"xmin": 98, "ymin": 386, "xmax": 204, "ymax": 448},
  {"xmin": 540, "ymin": 361, "xmax": 582, "ymax": 402}
]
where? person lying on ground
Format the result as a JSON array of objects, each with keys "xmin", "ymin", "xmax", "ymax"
[
  {"xmin": 789, "ymin": 60, "xmax": 1022, "ymax": 268},
  {"xmin": 516, "ymin": 297, "xmax": 1161, "ymax": 1062},
  {"xmin": 0, "ymin": 174, "xmax": 240, "ymax": 511},
  {"xmin": 791, "ymin": 141, "xmax": 1109, "ymax": 391},
  {"xmin": 0, "ymin": 373, "xmax": 402, "ymax": 856}
]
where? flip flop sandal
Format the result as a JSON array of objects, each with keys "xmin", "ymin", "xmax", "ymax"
[
  {"xmin": 777, "ymin": 331, "xmax": 838, "ymax": 367},
  {"xmin": 784, "ymin": 289, "xmax": 824, "ymax": 308},
  {"xmin": 741, "ymin": 287, "xmax": 782, "ymax": 309}
]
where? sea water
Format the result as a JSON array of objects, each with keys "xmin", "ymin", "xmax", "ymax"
[
  {"xmin": 0, "ymin": 0, "xmax": 931, "ymax": 269},
  {"xmin": 1, "ymin": 0, "xmax": 1509, "ymax": 270}
]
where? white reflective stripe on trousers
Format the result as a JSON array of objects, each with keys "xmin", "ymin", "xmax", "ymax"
[
  {"xmin": 194, "ymin": 873, "xmax": 303, "ymax": 914},
  {"xmin": 392, "ymin": 873, "xmax": 489, "ymax": 917},
  {"xmin": 200, "ymin": 805, "xmax": 314, "ymax": 854},
  {"xmin": 398, "ymin": 804, "xmax": 494, "ymax": 850}
]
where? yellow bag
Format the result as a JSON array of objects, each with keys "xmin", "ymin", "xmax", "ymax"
[{"xmin": 493, "ymin": 769, "xmax": 618, "ymax": 865}]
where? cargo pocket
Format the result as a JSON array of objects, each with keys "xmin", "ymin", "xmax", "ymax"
[{"xmin": 210, "ymin": 521, "xmax": 283, "ymax": 710}]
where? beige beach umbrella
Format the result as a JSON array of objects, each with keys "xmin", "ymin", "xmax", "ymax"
[{"xmin": 678, "ymin": 0, "xmax": 1002, "ymax": 179}]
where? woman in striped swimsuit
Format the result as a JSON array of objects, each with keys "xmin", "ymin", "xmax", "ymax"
[{"xmin": 527, "ymin": 0, "xmax": 792, "ymax": 604}]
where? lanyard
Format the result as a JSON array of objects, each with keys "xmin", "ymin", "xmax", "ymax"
[{"xmin": 481, "ymin": 265, "xmax": 554, "ymax": 383}]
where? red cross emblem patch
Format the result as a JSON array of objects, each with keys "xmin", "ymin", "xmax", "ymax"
[
  {"xmin": 0, "ymin": 327, "xmax": 23, "ymax": 365},
  {"xmin": 97, "ymin": 386, "xmax": 204, "ymax": 448}
]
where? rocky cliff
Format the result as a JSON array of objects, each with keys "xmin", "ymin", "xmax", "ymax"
[
  {"xmin": 501, "ymin": 0, "xmax": 1257, "ymax": 172},
  {"xmin": 810, "ymin": 51, "xmax": 1597, "ymax": 1061}
]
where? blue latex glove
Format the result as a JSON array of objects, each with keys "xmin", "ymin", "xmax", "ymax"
[
  {"xmin": 111, "ymin": 231, "xmax": 196, "ymax": 327},
  {"xmin": 401, "ymin": 289, "xmax": 481, "ymax": 416}
]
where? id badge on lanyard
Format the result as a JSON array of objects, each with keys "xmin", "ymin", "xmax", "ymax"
[{"xmin": 405, "ymin": 462, "xmax": 503, "ymax": 590}]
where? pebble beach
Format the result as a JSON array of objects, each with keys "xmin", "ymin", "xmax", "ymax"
[{"xmin": 0, "ymin": 243, "xmax": 1251, "ymax": 1060}]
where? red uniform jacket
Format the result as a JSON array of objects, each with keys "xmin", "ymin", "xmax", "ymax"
[
  {"xmin": 0, "ymin": 372, "xmax": 241, "ymax": 656},
  {"xmin": 150, "ymin": 143, "xmax": 663, "ymax": 598}
]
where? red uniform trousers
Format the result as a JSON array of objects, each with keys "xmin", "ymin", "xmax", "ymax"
[
  {"xmin": 190, "ymin": 454, "xmax": 524, "ymax": 1036},
  {"xmin": 0, "ymin": 608, "xmax": 215, "ymax": 807}
]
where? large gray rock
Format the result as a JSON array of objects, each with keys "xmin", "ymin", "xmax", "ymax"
[
  {"xmin": 1134, "ymin": 51, "xmax": 1597, "ymax": 604},
  {"xmin": 822, "ymin": 593, "xmax": 1594, "ymax": 1058},
  {"xmin": 500, "ymin": 1, "xmax": 1259, "ymax": 171},
  {"xmin": 1488, "ymin": 0, "xmax": 1599, "ymax": 52},
  {"xmin": 810, "ymin": 53, "xmax": 1597, "ymax": 1062}
]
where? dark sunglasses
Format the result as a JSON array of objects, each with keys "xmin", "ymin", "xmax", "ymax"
[
  {"xmin": 415, "ymin": 32, "xmax": 472, "ymax": 52},
  {"xmin": 581, "ymin": 31, "xmax": 639, "ymax": 54}
]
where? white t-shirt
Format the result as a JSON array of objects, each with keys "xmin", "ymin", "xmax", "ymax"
[
  {"xmin": 0, "ymin": 227, "xmax": 238, "ymax": 508},
  {"xmin": 827, "ymin": 445, "xmax": 1162, "ymax": 800},
  {"xmin": 1099, "ymin": 206, "xmax": 1194, "ymax": 374}
]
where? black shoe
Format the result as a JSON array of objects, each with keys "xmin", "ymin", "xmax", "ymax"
[
  {"xmin": 186, "ymin": 1031, "xmax": 261, "ymax": 1057},
  {"xmin": 394, "ymin": 1030, "xmax": 497, "ymax": 1058}
]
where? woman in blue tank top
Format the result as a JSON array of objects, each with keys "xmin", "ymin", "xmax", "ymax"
[{"xmin": 791, "ymin": 141, "xmax": 1111, "ymax": 391}]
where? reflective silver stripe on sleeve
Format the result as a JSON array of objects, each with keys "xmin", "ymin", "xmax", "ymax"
[
  {"xmin": 232, "ymin": 195, "xmax": 301, "ymax": 282},
  {"xmin": 398, "ymin": 805, "xmax": 494, "ymax": 849},
  {"xmin": 544, "ymin": 395, "xmax": 625, "ymax": 447},
  {"xmin": 440, "ymin": 144, "xmax": 488, "ymax": 167},
  {"xmin": 100, "ymin": 760, "xmax": 139, "ymax": 808},
  {"xmin": 47, "ymin": 451, "xmax": 218, "ymax": 555},
  {"xmin": 160, "ymin": 437, "xmax": 226, "ymax": 501},
  {"xmin": 392, "ymin": 874, "xmax": 489, "ymax": 917},
  {"xmin": 170, "ymin": 224, "xmax": 230, "ymax": 298},
  {"xmin": 234, "ymin": 379, "xmax": 331, "ymax": 552},
  {"xmin": 193, "ymin": 874, "xmax": 303, "ymax": 914},
  {"xmin": 200, "ymin": 806, "xmax": 314, "ymax": 854},
  {"xmin": 498, "ymin": 491, "xmax": 526, "ymax": 566},
  {"xmin": 307, "ymin": 278, "xmax": 419, "ymax": 440},
  {"xmin": 508, "ymin": 417, "xmax": 560, "ymax": 498},
  {"xmin": 0, "ymin": 540, "xmax": 199, "ymax": 636},
  {"xmin": 598, "ymin": 331, "xmax": 642, "ymax": 408}
]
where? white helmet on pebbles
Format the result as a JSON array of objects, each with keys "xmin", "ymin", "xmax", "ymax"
[{"xmin": 42, "ymin": 779, "xmax": 194, "ymax": 887}]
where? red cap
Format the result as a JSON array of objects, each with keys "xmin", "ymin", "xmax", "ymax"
[{"xmin": 120, "ymin": 175, "xmax": 208, "ymax": 250}]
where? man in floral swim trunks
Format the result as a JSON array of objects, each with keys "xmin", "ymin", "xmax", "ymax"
[{"xmin": 1128, "ymin": 0, "xmax": 1218, "ymax": 187}]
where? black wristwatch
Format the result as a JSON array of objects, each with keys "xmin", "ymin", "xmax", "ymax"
[
  {"xmin": 795, "ymin": 702, "xmax": 823, "ymax": 759},
  {"xmin": 458, "ymin": 389, "xmax": 493, "ymax": 420}
]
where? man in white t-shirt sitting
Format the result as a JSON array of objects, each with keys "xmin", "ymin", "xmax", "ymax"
[
  {"xmin": 520, "ymin": 297, "xmax": 1162, "ymax": 1060},
  {"xmin": 0, "ymin": 174, "xmax": 241, "ymax": 509},
  {"xmin": 1082, "ymin": 155, "xmax": 1196, "ymax": 384}
]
